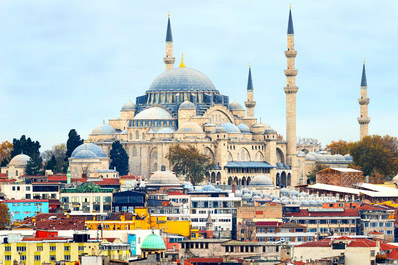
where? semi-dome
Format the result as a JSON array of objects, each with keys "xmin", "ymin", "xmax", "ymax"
[
  {"xmin": 73, "ymin": 150, "xmax": 98, "ymax": 159},
  {"xmin": 306, "ymin": 154, "xmax": 316, "ymax": 161},
  {"xmin": 250, "ymin": 175, "xmax": 273, "ymax": 186},
  {"xmin": 215, "ymin": 126, "xmax": 226, "ymax": 133},
  {"xmin": 179, "ymin": 101, "xmax": 196, "ymax": 110},
  {"xmin": 220, "ymin": 123, "xmax": 241, "ymax": 134},
  {"xmin": 344, "ymin": 154, "xmax": 353, "ymax": 161},
  {"xmin": 147, "ymin": 165, "xmax": 180, "ymax": 186},
  {"xmin": 141, "ymin": 233, "xmax": 166, "ymax": 250},
  {"xmin": 202, "ymin": 183, "xmax": 217, "ymax": 192},
  {"xmin": 91, "ymin": 124, "xmax": 117, "ymax": 135},
  {"xmin": 177, "ymin": 122, "xmax": 204, "ymax": 134},
  {"xmin": 9, "ymin": 154, "xmax": 31, "ymax": 166},
  {"xmin": 237, "ymin": 124, "xmax": 250, "ymax": 133},
  {"xmin": 134, "ymin": 107, "xmax": 173, "ymax": 120},
  {"xmin": 147, "ymin": 68, "xmax": 218, "ymax": 93},
  {"xmin": 121, "ymin": 99, "xmax": 136, "ymax": 111},
  {"xmin": 71, "ymin": 143, "xmax": 107, "ymax": 158},
  {"xmin": 156, "ymin": 127, "xmax": 176, "ymax": 134},
  {"xmin": 334, "ymin": 154, "xmax": 345, "ymax": 161},
  {"xmin": 229, "ymin": 101, "xmax": 243, "ymax": 110}
]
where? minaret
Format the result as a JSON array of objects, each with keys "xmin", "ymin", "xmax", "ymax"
[
  {"xmin": 358, "ymin": 61, "xmax": 370, "ymax": 140},
  {"xmin": 284, "ymin": 7, "xmax": 298, "ymax": 168},
  {"xmin": 163, "ymin": 13, "xmax": 175, "ymax": 70},
  {"xmin": 244, "ymin": 65, "xmax": 256, "ymax": 117}
]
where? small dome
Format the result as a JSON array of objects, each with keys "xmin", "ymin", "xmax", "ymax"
[
  {"xmin": 297, "ymin": 151, "xmax": 306, "ymax": 157},
  {"xmin": 242, "ymin": 193, "xmax": 252, "ymax": 200},
  {"xmin": 121, "ymin": 100, "xmax": 136, "ymax": 111},
  {"xmin": 202, "ymin": 183, "xmax": 217, "ymax": 192},
  {"xmin": 334, "ymin": 154, "xmax": 345, "ymax": 161},
  {"xmin": 141, "ymin": 233, "xmax": 166, "ymax": 250},
  {"xmin": 91, "ymin": 124, "xmax": 117, "ymax": 135},
  {"xmin": 308, "ymin": 152, "xmax": 317, "ymax": 156},
  {"xmin": 73, "ymin": 150, "xmax": 98, "ymax": 159},
  {"xmin": 305, "ymin": 154, "xmax": 316, "ymax": 161},
  {"xmin": 148, "ymin": 166, "xmax": 180, "ymax": 186},
  {"xmin": 250, "ymin": 175, "xmax": 273, "ymax": 186},
  {"xmin": 177, "ymin": 122, "xmax": 204, "ymax": 134},
  {"xmin": 134, "ymin": 107, "xmax": 173, "ymax": 120},
  {"xmin": 229, "ymin": 101, "xmax": 243, "ymax": 110},
  {"xmin": 253, "ymin": 195, "xmax": 262, "ymax": 200},
  {"xmin": 179, "ymin": 101, "xmax": 196, "ymax": 110},
  {"xmin": 220, "ymin": 123, "xmax": 241, "ymax": 134},
  {"xmin": 300, "ymin": 191, "xmax": 307, "ymax": 197},
  {"xmin": 203, "ymin": 123, "xmax": 216, "ymax": 127},
  {"xmin": 9, "ymin": 154, "xmax": 31, "ymax": 167},
  {"xmin": 344, "ymin": 154, "xmax": 353, "ymax": 161},
  {"xmin": 315, "ymin": 154, "xmax": 324, "ymax": 161},
  {"xmin": 326, "ymin": 155, "xmax": 335, "ymax": 161},
  {"xmin": 237, "ymin": 124, "xmax": 250, "ymax": 133},
  {"xmin": 71, "ymin": 143, "xmax": 107, "ymax": 158},
  {"xmin": 280, "ymin": 188, "xmax": 289, "ymax": 194},
  {"xmin": 215, "ymin": 126, "xmax": 226, "ymax": 133},
  {"xmin": 291, "ymin": 190, "xmax": 299, "ymax": 196}
]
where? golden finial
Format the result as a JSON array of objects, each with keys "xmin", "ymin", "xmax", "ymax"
[
  {"xmin": 168, "ymin": 12, "xmax": 170, "ymax": 18},
  {"xmin": 289, "ymin": 3, "xmax": 292, "ymax": 9},
  {"xmin": 248, "ymin": 63, "xmax": 251, "ymax": 69},
  {"xmin": 179, "ymin": 53, "xmax": 186, "ymax": 68},
  {"xmin": 363, "ymin": 57, "xmax": 366, "ymax": 64}
]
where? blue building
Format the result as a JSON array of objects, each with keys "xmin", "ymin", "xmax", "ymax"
[{"xmin": 4, "ymin": 199, "xmax": 49, "ymax": 222}]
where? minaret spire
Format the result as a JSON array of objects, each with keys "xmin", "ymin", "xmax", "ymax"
[
  {"xmin": 358, "ymin": 60, "xmax": 370, "ymax": 140},
  {"xmin": 245, "ymin": 65, "xmax": 256, "ymax": 117},
  {"xmin": 163, "ymin": 13, "xmax": 175, "ymax": 70},
  {"xmin": 284, "ymin": 6, "xmax": 298, "ymax": 186}
]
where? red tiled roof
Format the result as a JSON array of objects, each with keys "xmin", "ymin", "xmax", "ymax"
[
  {"xmin": 295, "ymin": 240, "xmax": 331, "ymax": 248},
  {"xmin": 32, "ymin": 182, "xmax": 61, "ymax": 185},
  {"xmin": 0, "ymin": 179, "xmax": 16, "ymax": 183},
  {"xmin": 120, "ymin": 175, "xmax": 139, "ymax": 179},
  {"xmin": 5, "ymin": 199, "xmax": 48, "ymax": 203},
  {"xmin": 0, "ymin": 173, "xmax": 7, "ymax": 178},
  {"xmin": 256, "ymin": 221, "xmax": 280, "ymax": 226},
  {"xmin": 369, "ymin": 231, "xmax": 383, "ymax": 234},
  {"xmin": 386, "ymin": 249, "xmax": 398, "ymax": 260},
  {"xmin": 47, "ymin": 175, "xmax": 67, "ymax": 181},
  {"xmin": 92, "ymin": 179, "xmax": 120, "ymax": 185},
  {"xmin": 22, "ymin": 237, "xmax": 70, "ymax": 241},
  {"xmin": 35, "ymin": 219, "xmax": 85, "ymax": 231},
  {"xmin": 186, "ymin": 257, "xmax": 244, "ymax": 263},
  {"xmin": 359, "ymin": 204, "xmax": 389, "ymax": 211},
  {"xmin": 348, "ymin": 240, "xmax": 376, "ymax": 248},
  {"xmin": 285, "ymin": 209, "xmax": 359, "ymax": 217},
  {"xmin": 168, "ymin": 191, "xmax": 185, "ymax": 196},
  {"xmin": 294, "ymin": 262, "xmax": 306, "ymax": 265},
  {"xmin": 20, "ymin": 175, "xmax": 46, "ymax": 178}
]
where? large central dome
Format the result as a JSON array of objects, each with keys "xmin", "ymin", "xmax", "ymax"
[{"xmin": 147, "ymin": 67, "xmax": 218, "ymax": 93}]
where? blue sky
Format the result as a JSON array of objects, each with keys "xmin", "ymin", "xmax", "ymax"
[{"xmin": 0, "ymin": 1, "xmax": 397, "ymax": 151}]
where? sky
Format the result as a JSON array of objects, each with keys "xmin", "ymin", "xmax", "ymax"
[{"xmin": 0, "ymin": 0, "xmax": 397, "ymax": 152}]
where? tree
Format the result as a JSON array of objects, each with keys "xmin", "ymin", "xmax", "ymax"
[
  {"xmin": 306, "ymin": 164, "xmax": 328, "ymax": 184},
  {"xmin": 25, "ymin": 158, "xmax": 43, "ymax": 176},
  {"xmin": 0, "ymin": 141, "xmax": 13, "ymax": 166},
  {"xmin": 43, "ymin": 144, "xmax": 67, "ymax": 173},
  {"xmin": 0, "ymin": 202, "xmax": 10, "ymax": 229},
  {"xmin": 109, "ymin": 141, "xmax": 129, "ymax": 176},
  {"xmin": 326, "ymin": 140, "xmax": 353, "ymax": 155},
  {"xmin": 166, "ymin": 145, "xmax": 214, "ymax": 185},
  {"xmin": 350, "ymin": 135, "xmax": 398, "ymax": 181},
  {"xmin": 10, "ymin": 135, "xmax": 42, "ymax": 174},
  {"xmin": 66, "ymin": 129, "xmax": 84, "ymax": 158}
]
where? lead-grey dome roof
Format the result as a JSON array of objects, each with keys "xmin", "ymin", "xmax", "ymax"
[
  {"xmin": 9, "ymin": 154, "xmax": 31, "ymax": 166},
  {"xmin": 92, "ymin": 124, "xmax": 117, "ymax": 135},
  {"xmin": 220, "ymin": 123, "xmax": 241, "ymax": 134},
  {"xmin": 250, "ymin": 174, "xmax": 273, "ymax": 186},
  {"xmin": 134, "ymin": 107, "xmax": 174, "ymax": 120},
  {"xmin": 229, "ymin": 101, "xmax": 243, "ymax": 110},
  {"xmin": 237, "ymin": 123, "xmax": 250, "ymax": 133},
  {"xmin": 179, "ymin": 101, "xmax": 196, "ymax": 110},
  {"xmin": 121, "ymin": 99, "xmax": 136, "ymax": 111},
  {"xmin": 71, "ymin": 143, "xmax": 107, "ymax": 158},
  {"xmin": 73, "ymin": 149, "xmax": 98, "ymax": 159},
  {"xmin": 147, "ymin": 166, "xmax": 180, "ymax": 186},
  {"xmin": 147, "ymin": 68, "xmax": 218, "ymax": 93}
]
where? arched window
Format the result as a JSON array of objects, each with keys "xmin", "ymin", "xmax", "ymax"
[
  {"xmin": 129, "ymin": 133, "xmax": 132, "ymax": 141},
  {"xmin": 135, "ymin": 131, "xmax": 139, "ymax": 140},
  {"xmin": 142, "ymin": 133, "xmax": 145, "ymax": 140},
  {"xmin": 132, "ymin": 147, "xmax": 137, "ymax": 157}
]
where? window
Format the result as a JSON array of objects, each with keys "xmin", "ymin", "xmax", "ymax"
[
  {"xmin": 78, "ymin": 246, "xmax": 85, "ymax": 251},
  {"xmin": 83, "ymin": 197, "xmax": 90, "ymax": 203},
  {"xmin": 65, "ymin": 246, "xmax": 70, "ymax": 251},
  {"xmin": 37, "ymin": 246, "xmax": 43, "ymax": 251},
  {"xmin": 5, "ymin": 246, "xmax": 11, "ymax": 251},
  {"xmin": 34, "ymin": 255, "xmax": 41, "ymax": 261},
  {"xmin": 61, "ymin": 197, "xmax": 69, "ymax": 203},
  {"xmin": 72, "ymin": 197, "xmax": 79, "ymax": 203},
  {"xmin": 20, "ymin": 255, "xmax": 26, "ymax": 261},
  {"xmin": 50, "ymin": 246, "xmax": 56, "ymax": 251},
  {"xmin": 5, "ymin": 256, "xmax": 11, "ymax": 261},
  {"xmin": 26, "ymin": 186, "xmax": 30, "ymax": 191},
  {"xmin": 93, "ymin": 196, "xmax": 100, "ymax": 203},
  {"xmin": 371, "ymin": 222, "xmax": 377, "ymax": 227},
  {"xmin": 387, "ymin": 230, "xmax": 393, "ymax": 235},
  {"xmin": 50, "ymin": 256, "xmax": 56, "ymax": 261},
  {"xmin": 25, "ymin": 194, "xmax": 31, "ymax": 199},
  {"xmin": 379, "ymin": 222, "xmax": 384, "ymax": 227},
  {"xmin": 386, "ymin": 222, "xmax": 393, "ymax": 227},
  {"xmin": 104, "ymin": 196, "xmax": 111, "ymax": 203},
  {"xmin": 371, "ymin": 250, "xmax": 375, "ymax": 257},
  {"xmin": 17, "ymin": 246, "xmax": 26, "ymax": 251},
  {"xmin": 365, "ymin": 222, "xmax": 369, "ymax": 227},
  {"xmin": 12, "ymin": 186, "xmax": 15, "ymax": 191},
  {"xmin": 64, "ymin": 255, "xmax": 71, "ymax": 261}
]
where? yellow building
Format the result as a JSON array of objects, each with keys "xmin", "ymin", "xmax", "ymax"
[
  {"xmin": 0, "ymin": 237, "xmax": 99, "ymax": 265},
  {"xmin": 85, "ymin": 208, "xmax": 194, "ymax": 238}
]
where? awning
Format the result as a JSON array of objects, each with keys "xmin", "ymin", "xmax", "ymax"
[{"xmin": 224, "ymin": 161, "xmax": 275, "ymax": 169}]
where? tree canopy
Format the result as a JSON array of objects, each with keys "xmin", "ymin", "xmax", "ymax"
[
  {"xmin": 10, "ymin": 135, "xmax": 42, "ymax": 174},
  {"xmin": 166, "ymin": 145, "xmax": 214, "ymax": 185},
  {"xmin": 0, "ymin": 202, "xmax": 10, "ymax": 229},
  {"xmin": 43, "ymin": 144, "xmax": 67, "ymax": 173},
  {"xmin": 66, "ymin": 129, "xmax": 84, "ymax": 158},
  {"xmin": 350, "ymin": 135, "xmax": 398, "ymax": 179},
  {"xmin": 0, "ymin": 141, "xmax": 13, "ymax": 166},
  {"xmin": 326, "ymin": 140, "xmax": 353, "ymax": 155},
  {"xmin": 109, "ymin": 141, "xmax": 129, "ymax": 176}
]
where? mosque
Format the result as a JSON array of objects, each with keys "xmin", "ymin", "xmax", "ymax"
[{"xmin": 82, "ymin": 9, "xmax": 360, "ymax": 188}]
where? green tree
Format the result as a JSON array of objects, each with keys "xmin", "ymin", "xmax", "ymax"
[
  {"xmin": 109, "ymin": 141, "xmax": 129, "ymax": 176},
  {"xmin": 25, "ymin": 158, "xmax": 43, "ymax": 176},
  {"xmin": 326, "ymin": 140, "xmax": 353, "ymax": 155},
  {"xmin": 350, "ymin": 135, "xmax": 398, "ymax": 180},
  {"xmin": 166, "ymin": 145, "xmax": 214, "ymax": 185},
  {"xmin": 66, "ymin": 129, "xmax": 84, "ymax": 158},
  {"xmin": 0, "ymin": 202, "xmax": 10, "ymax": 229},
  {"xmin": 45, "ymin": 155, "xmax": 57, "ymax": 171},
  {"xmin": 43, "ymin": 144, "xmax": 67, "ymax": 173},
  {"xmin": 306, "ymin": 164, "xmax": 328, "ymax": 184}
]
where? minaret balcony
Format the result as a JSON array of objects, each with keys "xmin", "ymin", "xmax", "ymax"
[
  {"xmin": 284, "ymin": 69, "xmax": 298, "ymax": 76},
  {"xmin": 245, "ymin": 101, "xmax": 256, "ymax": 108},
  {"xmin": 285, "ymin": 50, "xmax": 297, "ymax": 57},
  {"xmin": 163, "ymin": 57, "xmax": 176, "ymax": 64},
  {"xmin": 357, "ymin": 117, "xmax": 370, "ymax": 124},
  {"xmin": 284, "ymin": 86, "xmax": 298, "ymax": 94},
  {"xmin": 358, "ymin": 98, "xmax": 370, "ymax": 105}
]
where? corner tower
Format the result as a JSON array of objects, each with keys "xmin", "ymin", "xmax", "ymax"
[
  {"xmin": 284, "ymin": 7, "xmax": 298, "ymax": 168},
  {"xmin": 358, "ymin": 61, "xmax": 370, "ymax": 139},
  {"xmin": 245, "ymin": 66, "xmax": 256, "ymax": 117},
  {"xmin": 163, "ymin": 13, "xmax": 175, "ymax": 70}
]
